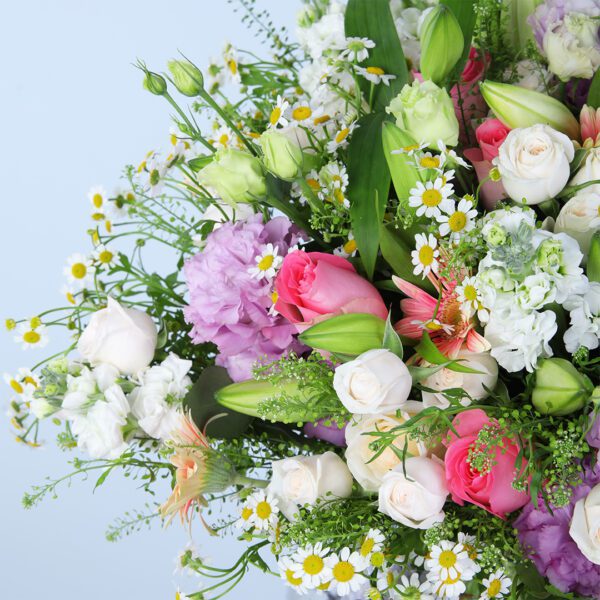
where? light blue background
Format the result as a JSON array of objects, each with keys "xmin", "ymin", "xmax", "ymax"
[{"xmin": 0, "ymin": 1, "xmax": 302, "ymax": 598}]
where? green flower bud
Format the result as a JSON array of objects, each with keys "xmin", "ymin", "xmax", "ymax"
[
  {"xmin": 299, "ymin": 313, "xmax": 386, "ymax": 356},
  {"xmin": 419, "ymin": 5, "xmax": 464, "ymax": 85},
  {"xmin": 142, "ymin": 70, "xmax": 167, "ymax": 96},
  {"xmin": 532, "ymin": 358, "xmax": 594, "ymax": 416},
  {"xmin": 485, "ymin": 223, "xmax": 508, "ymax": 247},
  {"xmin": 587, "ymin": 231, "xmax": 600, "ymax": 283},
  {"xmin": 257, "ymin": 129, "xmax": 304, "ymax": 180},
  {"xmin": 167, "ymin": 59, "xmax": 204, "ymax": 97},
  {"xmin": 480, "ymin": 80, "xmax": 580, "ymax": 140}
]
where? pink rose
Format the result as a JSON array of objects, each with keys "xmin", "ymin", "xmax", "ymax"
[
  {"xmin": 443, "ymin": 409, "xmax": 529, "ymax": 518},
  {"xmin": 463, "ymin": 148, "xmax": 507, "ymax": 211},
  {"xmin": 274, "ymin": 250, "xmax": 388, "ymax": 331},
  {"xmin": 476, "ymin": 119, "xmax": 511, "ymax": 162}
]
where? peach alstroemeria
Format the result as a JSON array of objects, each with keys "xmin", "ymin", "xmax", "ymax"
[
  {"xmin": 580, "ymin": 104, "xmax": 600, "ymax": 147},
  {"xmin": 392, "ymin": 273, "xmax": 489, "ymax": 359}
]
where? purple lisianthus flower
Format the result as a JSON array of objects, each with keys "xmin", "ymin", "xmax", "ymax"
[
  {"xmin": 514, "ymin": 461, "xmax": 600, "ymax": 598},
  {"xmin": 587, "ymin": 411, "xmax": 600, "ymax": 449},
  {"xmin": 304, "ymin": 419, "xmax": 348, "ymax": 447},
  {"xmin": 184, "ymin": 214, "xmax": 304, "ymax": 381}
]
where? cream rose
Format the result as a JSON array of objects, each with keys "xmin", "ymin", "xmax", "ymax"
[
  {"xmin": 333, "ymin": 349, "xmax": 413, "ymax": 414},
  {"xmin": 345, "ymin": 409, "xmax": 428, "ymax": 492},
  {"xmin": 378, "ymin": 456, "xmax": 448, "ymax": 529},
  {"xmin": 267, "ymin": 452, "xmax": 353, "ymax": 520},
  {"xmin": 569, "ymin": 483, "xmax": 600, "ymax": 565},
  {"xmin": 555, "ymin": 192, "xmax": 600, "ymax": 259},
  {"xmin": 77, "ymin": 297, "xmax": 158, "ymax": 375},
  {"xmin": 421, "ymin": 351, "xmax": 499, "ymax": 410},
  {"xmin": 494, "ymin": 124, "xmax": 575, "ymax": 205}
]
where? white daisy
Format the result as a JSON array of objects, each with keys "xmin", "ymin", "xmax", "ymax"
[
  {"xmin": 291, "ymin": 542, "xmax": 332, "ymax": 588},
  {"xmin": 437, "ymin": 197, "xmax": 478, "ymax": 241},
  {"xmin": 409, "ymin": 178, "xmax": 454, "ymax": 219},
  {"xmin": 411, "ymin": 233, "xmax": 439, "ymax": 278},
  {"xmin": 64, "ymin": 253, "xmax": 95, "ymax": 290},
  {"xmin": 416, "ymin": 151, "xmax": 443, "ymax": 172},
  {"xmin": 248, "ymin": 244, "xmax": 283, "ymax": 281},
  {"xmin": 321, "ymin": 162, "xmax": 349, "ymax": 191},
  {"xmin": 327, "ymin": 121, "xmax": 358, "ymax": 154},
  {"xmin": 88, "ymin": 185, "xmax": 108, "ymax": 221},
  {"xmin": 93, "ymin": 244, "xmax": 117, "ymax": 268},
  {"xmin": 355, "ymin": 66, "xmax": 396, "ymax": 86},
  {"xmin": 107, "ymin": 188, "xmax": 133, "ymax": 220},
  {"xmin": 437, "ymin": 140, "xmax": 470, "ymax": 169},
  {"xmin": 4, "ymin": 368, "xmax": 39, "ymax": 400},
  {"xmin": 60, "ymin": 284, "xmax": 80, "ymax": 306},
  {"xmin": 211, "ymin": 125, "xmax": 235, "ymax": 149},
  {"xmin": 481, "ymin": 570, "xmax": 512, "ymax": 599},
  {"xmin": 396, "ymin": 573, "xmax": 435, "ymax": 599},
  {"xmin": 376, "ymin": 565, "xmax": 398, "ymax": 593},
  {"xmin": 14, "ymin": 322, "xmax": 48, "ymax": 351},
  {"xmin": 359, "ymin": 529, "xmax": 385, "ymax": 560},
  {"xmin": 279, "ymin": 556, "xmax": 309, "ymax": 595},
  {"xmin": 325, "ymin": 547, "xmax": 368, "ymax": 597},
  {"xmin": 456, "ymin": 277, "xmax": 489, "ymax": 322},
  {"xmin": 457, "ymin": 532, "xmax": 482, "ymax": 572},
  {"xmin": 268, "ymin": 95, "xmax": 290, "ymax": 129},
  {"xmin": 342, "ymin": 37, "xmax": 375, "ymax": 62},
  {"xmin": 246, "ymin": 490, "xmax": 279, "ymax": 531},
  {"xmin": 223, "ymin": 43, "xmax": 241, "ymax": 84},
  {"xmin": 425, "ymin": 541, "xmax": 477, "ymax": 599},
  {"xmin": 391, "ymin": 142, "xmax": 427, "ymax": 157},
  {"xmin": 233, "ymin": 503, "xmax": 254, "ymax": 531},
  {"xmin": 290, "ymin": 101, "xmax": 322, "ymax": 126},
  {"xmin": 334, "ymin": 232, "xmax": 358, "ymax": 258}
]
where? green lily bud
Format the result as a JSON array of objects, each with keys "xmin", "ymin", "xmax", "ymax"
[
  {"xmin": 257, "ymin": 129, "xmax": 304, "ymax": 180},
  {"xmin": 299, "ymin": 313, "xmax": 386, "ymax": 356},
  {"xmin": 167, "ymin": 59, "xmax": 204, "ymax": 97},
  {"xmin": 587, "ymin": 231, "xmax": 600, "ymax": 283},
  {"xmin": 532, "ymin": 358, "xmax": 594, "ymax": 415},
  {"xmin": 505, "ymin": 0, "xmax": 539, "ymax": 51},
  {"xmin": 419, "ymin": 5, "xmax": 464, "ymax": 85},
  {"xmin": 142, "ymin": 70, "xmax": 167, "ymax": 96},
  {"xmin": 480, "ymin": 80, "xmax": 580, "ymax": 140}
]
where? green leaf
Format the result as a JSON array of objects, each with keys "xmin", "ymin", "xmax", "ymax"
[
  {"xmin": 415, "ymin": 332, "xmax": 484, "ymax": 374},
  {"xmin": 184, "ymin": 366, "xmax": 253, "ymax": 439},
  {"xmin": 440, "ymin": 0, "xmax": 476, "ymax": 80},
  {"xmin": 588, "ymin": 231, "xmax": 600, "ymax": 283},
  {"xmin": 408, "ymin": 363, "xmax": 449, "ymax": 383},
  {"xmin": 587, "ymin": 68, "xmax": 600, "ymax": 109},
  {"xmin": 348, "ymin": 112, "xmax": 391, "ymax": 278},
  {"xmin": 345, "ymin": 0, "xmax": 408, "ymax": 110},
  {"xmin": 94, "ymin": 468, "xmax": 113, "ymax": 491},
  {"xmin": 188, "ymin": 155, "xmax": 213, "ymax": 172},
  {"xmin": 383, "ymin": 312, "xmax": 403, "ymax": 359}
]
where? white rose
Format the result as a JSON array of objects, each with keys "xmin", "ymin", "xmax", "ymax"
[
  {"xmin": 78, "ymin": 297, "xmax": 157, "ymax": 375},
  {"xmin": 494, "ymin": 124, "xmax": 575, "ymax": 205},
  {"xmin": 421, "ymin": 351, "xmax": 498, "ymax": 410},
  {"xmin": 267, "ymin": 452, "xmax": 353, "ymax": 520},
  {"xmin": 333, "ymin": 349, "xmax": 413, "ymax": 414},
  {"xmin": 555, "ymin": 192, "xmax": 600, "ymax": 259},
  {"xmin": 570, "ymin": 483, "xmax": 600, "ymax": 565},
  {"xmin": 378, "ymin": 456, "xmax": 448, "ymax": 529},
  {"xmin": 570, "ymin": 147, "xmax": 600, "ymax": 193},
  {"xmin": 345, "ymin": 409, "xmax": 428, "ymax": 492}
]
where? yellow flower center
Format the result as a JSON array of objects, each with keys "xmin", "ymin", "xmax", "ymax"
[
  {"xmin": 241, "ymin": 507, "xmax": 253, "ymax": 521},
  {"xmin": 303, "ymin": 555, "xmax": 324, "ymax": 575},
  {"xmin": 255, "ymin": 501, "xmax": 272, "ymax": 520},
  {"xmin": 343, "ymin": 239, "xmax": 357, "ymax": 254},
  {"xmin": 360, "ymin": 538, "xmax": 375, "ymax": 557},
  {"xmin": 317, "ymin": 581, "xmax": 330, "ymax": 591},
  {"xmin": 387, "ymin": 571, "xmax": 394, "ymax": 586},
  {"xmin": 105, "ymin": 220, "xmax": 112, "ymax": 233},
  {"xmin": 335, "ymin": 128, "xmax": 350, "ymax": 144},
  {"xmin": 418, "ymin": 245, "xmax": 434, "ymax": 266},
  {"xmin": 270, "ymin": 107, "xmax": 282, "ymax": 126},
  {"xmin": 5, "ymin": 319, "xmax": 16, "ymax": 331},
  {"xmin": 170, "ymin": 134, "xmax": 178, "ymax": 146},
  {"xmin": 30, "ymin": 317, "xmax": 42, "ymax": 329},
  {"xmin": 71, "ymin": 263, "xmax": 87, "ymax": 279},
  {"xmin": 366, "ymin": 66, "xmax": 385, "ymax": 75},
  {"xmin": 285, "ymin": 569, "xmax": 302, "ymax": 587},
  {"xmin": 370, "ymin": 551, "xmax": 385, "ymax": 568},
  {"xmin": 403, "ymin": 144, "xmax": 419, "ymax": 152},
  {"xmin": 420, "ymin": 156, "xmax": 440, "ymax": 169},
  {"xmin": 438, "ymin": 550, "xmax": 457, "ymax": 569},
  {"xmin": 227, "ymin": 59, "xmax": 238, "ymax": 76},
  {"xmin": 66, "ymin": 291, "xmax": 76, "ymax": 305},
  {"xmin": 463, "ymin": 285, "xmax": 478, "ymax": 302},
  {"xmin": 448, "ymin": 211, "xmax": 467, "ymax": 232},
  {"xmin": 334, "ymin": 189, "xmax": 346, "ymax": 204},
  {"xmin": 333, "ymin": 561, "xmax": 355, "ymax": 583},
  {"xmin": 314, "ymin": 114, "xmax": 331, "ymax": 125},
  {"xmin": 488, "ymin": 580, "xmax": 501, "ymax": 597},
  {"xmin": 23, "ymin": 331, "xmax": 41, "ymax": 345},
  {"xmin": 293, "ymin": 106, "xmax": 312, "ymax": 121},
  {"xmin": 425, "ymin": 320, "xmax": 443, "ymax": 331},
  {"xmin": 307, "ymin": 177, "xmax": 320, "ymax": 191},
  {"xmin": 258, "ymin": 255, "xmax": 274, "ymax": 271},
  {"xmin": 98, "ymin": 250, "xmax": 114, "ymax": 264},
  {"xmin": 422, "ymin": 189, "xmax": 442, "ymax": 207},
  {"xmin": 91, "ymin": 212, "xmax": 105, "ymax": 221},
  {"xmin": 92, "ymin": 193, "xmax": 103, "ymax": 208},
  {"xmin": 219, "ymin": 133, "xmax": 230, "ymax": 146},
  {"xmin": 271, "ymin": 291, "xmax": 278, "ymax": 304},
  {"xmin": 9, "ymin": 379, "xmax": 24, "ymax": 394}
]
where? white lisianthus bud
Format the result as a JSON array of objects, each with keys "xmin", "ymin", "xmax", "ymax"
[
  {"xmin": 333, "ymin": 349, "xmax": 413, "ymax": 414},
  {"xmin": 493, "ymin": 124, "xmax": 574, "ymax": 205},
  {"xmin": 267, "ymin": 452, "xmax": 353, "ymax": 520},
  {"xmin": 555, "ymin": 192, "xmax": 600, "ymax": 259},
  {"xmin": 378, "ymin": 456, "xmax": 448, "ymax": 529},
  {"xmin": 570, "ymin": 483, "xmax": 600, "ymax": 565},
  {"xmin": 77, "ymin": 298, "xmax": 158, "ymax": 376}
]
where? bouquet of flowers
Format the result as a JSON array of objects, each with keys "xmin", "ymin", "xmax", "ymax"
[{"xmin": 8, "ymin": 0, "xmax": 600, "ymax": 598}]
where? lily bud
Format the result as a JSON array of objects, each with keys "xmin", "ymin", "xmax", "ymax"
[
  {"xmin": 419, "ymin": 5, "xmax": 464, "ymax": 85},
  {"xmin": 532, "ymin": 358, "xmax": 594, "ymax": 416},
  {"xmin": 480, "ymin": 80, "xmax": 580, "ymax": 140},
  {"xmin": 167, "ymin": 59, "xmax": 204, "ymax": 97},
  {"xmin": 142, "ymin": 70, "xmax": 167, "ymax": 96},
  {"xmin": 299, "ymin": 313, "xmax": 386, "ymax": 356}
]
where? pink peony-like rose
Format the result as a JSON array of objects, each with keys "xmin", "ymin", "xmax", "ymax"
[
  {"xmin": 443, "ymin": 409, "xmax": 529, "ymax": 518},
  {"xmin": 476, "ymin": 118, "xmax": 511, "ymax": 162},
  {"xmin": 274, "ymin": 250, "xmax": 388, "ymax": 331}
]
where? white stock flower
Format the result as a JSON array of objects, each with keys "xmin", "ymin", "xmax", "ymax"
[
  {"xmin": 296, "ymin": 3, "xmax": 346, "ymax": 59},
  {"xmin": 515, "ymin": 273, "xmax": 557, "ymax": 311},
  {"xmin": 564, "ymin": 281, "xmax": 600, "ymax": 353},
  {"xmin": 569, "ymin": 483, "xmax": 600, "ymax": 565},
  {"xmin": 555, "ymin": 191, "xmax": 600, "ymax": 258},
  {"xmin": 333, "ymin": 349, "xmax": 413, "ymax": 414}
]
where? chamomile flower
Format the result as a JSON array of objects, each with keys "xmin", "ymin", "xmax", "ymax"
[
  {"xmin": 342, "ymin": 37, "xmax": 375, "ymax": 62},
  {"xmin": 88, "ymin": 185, "xmax": 108, "ymax": 221},
  {"xmin": 61, "ymin": 284, "xmax": 79, "ymax": 306},
  {"xmin": 438, "ymin": 140, "xmax": 470, "ymax": 169},
  {"xmin": 425, "ymin": 541, "xmax": 477, "ymax": 599},
  {"xmin": 396, "ymin": 573, "xmax": 435, "ymax": 599},
  {"xmin": 334, "ymin": 232, "xmax": 357, "ymax": 258},
  {"xmin": 409, "ymin": 178, "xmax": 454, "ymax": 219},
  {"xmin": 291, "ymin": 542, "xmax": 332, "ymax": 588},
  {"xmin": 246, "ymin": 490, "xmax": 279, "ymax": 531},
  {"xmin": 4, "ymin": 368, "xmax": 39, "ymax": 400},
  {"xmin": 107, "ymin": 188, "xmax": 133, "ymax": 220},
  {"xmin": 223, "ymin": 43, "xmax": 241, "ymax": 84},
  {"xmin": 327, "ymin": 121, "xmax": 357, "ymax": 154},
  {"xmin": 268, "ymin": 290, "xmax": 280, "ymax": 316},
  {"xmin": 325, "ymin": 547, "xmax": 368, "ymax": 597},
  {"xmin": 355, "ymin": 66, "xmax": 396, "ymax": 86},
  {"xmin": 64, "ymin": 253, "xmax": 95, "ymax": 290},
  {"xmin": 391, "ymin": 142, "xmax": 427, "ymax": 157},
  {"xmin": 234, "ymin": 504, "xmax": 254, "ymax": 531},
  {"xmin": 14, "ymin": 322, "xmax": 48, "ymax": 350},
  {"xmin": 211, "ymin": 125, "xmax": 235, "ymax": 149},
  {"xmin": 321, "ymin": 162, "xmax": 349, "ymax": 190},
  {"xmin": 437, "ymin": 197, "xmax": 477, "ymax": 241},
  {"xmin": 93, "ymin": 244, "xmax": 117, "ymax": 268},
  {"xmin": 456, "ymin": 277, "xmax": 489, "ymax": 322},
  {"xmin": 290, "ymin": 101, "xmax": 321, "ymax": 126},
  {"xmin": 376, "ymin": 565, "xmax": 398, "ymax": 594},
  {"xmin": 457, "ymin": 532, "xmax": 482, "ymax": 572},
  {"xmin": 268, "ymin": 95, "xmax": 290, "ymax": 128},
  {"xmin": 249, "ymin": 244, "xmax": 283, "ymax": 281},
  {"xmin": 411, "ymin": 233, "xmax": 439, "ymax": 277},
  {"xmin": 481, "ymin": 570, "xmax": 512, "ymax": 599},
  {"xmin": 416, "ymin": 151, "xmax": 442, "ymax": 171},
  {"xmin": 411, "ymin": 318, "xmax": 455, "ymax": 336},
  {"xmin": 359, "ymin": 529, "xmax": 385, "ymax": 560},
  {"xmin": 279, "ymin": 556, "xmax": 309, "ymax": 595}
]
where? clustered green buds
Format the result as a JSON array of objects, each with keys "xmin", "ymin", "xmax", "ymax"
[{"xmin": 167, "ymin": 59, "xmax": 204, "ymax": 97}]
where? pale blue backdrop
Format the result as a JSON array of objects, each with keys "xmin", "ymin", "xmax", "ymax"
[{"xmin": 0, "ymin": 1, "xmax": 302, "ymax": 598}]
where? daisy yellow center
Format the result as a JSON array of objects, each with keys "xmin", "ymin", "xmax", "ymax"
[
  {"xmin": 343, "ymin": 239, "xmax": 357, "ymax": 254},
  {"xmin": 334, "ymin": 189, "xmax": 346, "ymax": 204},
  {"xmin": 335, "ymin": 128, "xmax": 350, "ymax": 144},
  {"xmin": 270, "ymin": 107, "xmax": 282, "ymax": 126},
  {"xmin": 366, "ymin": 66, "xmax": 385, "ymax": 75},
  {"xmin": 448, "ymin": 211, "xmax": 467, "ymax": 232},
  {"xmin": 420, "ymin": 156, "xmax": 440, "ymax": 169},
  {"xmin": 66, "ymin": 291, "xmax": 76, "ymax": 305},
  {"xmin": 23, "ymin": 331, "xmax": 41, "ymax": 345},
  {"xmin": 170, "ymin": 134, "xmax": 178, "ymax": 145},
  {"xmin": 463, "ymin": 285, "xmax": 478, "ymax": 302},
  {"xmin": 422, "ymin": 189, "xmax": 442, "ymax": 207},
  {"xmin": 293, "ymin": 106, "xmax": 312, "ymax": 121},
  {"xmin": 92, "ymin": 212, "xmax": 104, "ymax": 221},
  {"xmin": 241, "ymin": 507, "xmax": 253, "ymax": 521},
  {"xmin": 258, "ymin": 255, "xmax": 274, "ymax": 271},
  {"xmin": 227, "ymin": 59, "xmax": 238, "ymax": 75},
  {"xmin": 333, "ymin": 561, "xmax": 355, "ymax": 583},
  {"xmin": 386, "ymin": 571, "xmax": 394, "ymax": 586},
  {"xmin": 370, "ymin": 551, "xmax": 385, "ymax": 568},
  {"xmin": 255, "ymin": 501, "xmax": 272, "ymax": 520},
  {"xmin": 317, "ymin": 581, "xmax": 330, "ymax": 591},
  {"xmin": 271, "ymin": 291, "xmax": 278, "ymax": 304},
  {"xmin": 314, "ymin": 114, "xmax": 330, "ymax": 125},
  {"xmin": 105, "ymin": 220, "xmax": 112, "ymax": 233},
  {"xmin": 418, "ymin": 245, "xmax": 434, "ymax": 266},
  {"xmin": 5, "ymin": 319, "xmax": 16, "ymax": 331},
  {"xmin": 488, "ymin": 580, "xmax": 501, "ymax": 597},
  {"xmin": 24, "ymin": 376, "xmax": 37, "ymax": 387},
  {"xmin": 307, "ymin": 178, "xmax": 320, "ymax": 191},
  {"xmin": 360, "ymin": 538, "xmax": 375, "ymax": 556},
  {"xmin": 286, "ymin": 569, "xmax": 302, "ymax": 586},
  {"xmin": 10, "ymin": 379, "xmax": 24, "ymax": 394},
  {"xmin": 438, "ymin": 550, "xmax": 457, "ymax": 569},
  {"xmin": 98, "ymin": 250, "xmax": 113, "ymax": 264},
  {"xmin": 92, "ymin": 193, "xmax": 103, "ymax": 208},
  {"xmin": 30, "ymin": 317, "xmax": 42, "ymax": 329},
  {"xmin": 426, "ymin": 320, "xmax": 443, "ymax": 331},
  {"xmin": 403, "ymin": 144, "xmax": 419, "ymax": 152},
  {"xmin": 219, "ymin": 133, "xmax": 229, "ymax": 145},
  {"xmin": 71, "ymin": 263, "xmax": 87, "ymax": 279},
  {"xmin": 303, "ymin": 555, "xmax": 324, "ymax": 575}
]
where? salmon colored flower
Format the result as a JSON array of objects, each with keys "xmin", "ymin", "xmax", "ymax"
[{"xmin": 580, "ymin": 104, "xmax": 600, "ymax": 147}]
